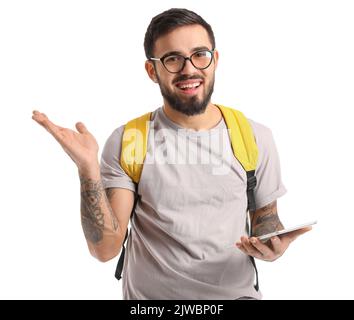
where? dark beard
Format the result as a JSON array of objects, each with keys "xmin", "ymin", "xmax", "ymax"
[{"xmin": 157, "ymin": 74, "xmax": 215, "ymax": 116}]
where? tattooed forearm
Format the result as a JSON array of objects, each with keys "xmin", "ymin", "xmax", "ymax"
[
  {"xmin": 250, "ymin": 201, "xmax": 284, "ymax": 237},
  {"xmin": 80, "ymin": 177, "xmax": 118, "ymax": 244},
  {"xmin": 80, "ymin": 176, "xmax": 105, "ymax": 244}
]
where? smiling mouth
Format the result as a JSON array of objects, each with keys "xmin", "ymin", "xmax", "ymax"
[{"xmin": 175, "ymin": 81, "xmax": 203, "ymax": 94}]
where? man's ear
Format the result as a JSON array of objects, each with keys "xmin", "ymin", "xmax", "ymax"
[
  {"xmin": 213, "ymin": 49, "xmax": 219, "ymax": 69},
  {"xmin": 145, "ymin": 60, "xmax": 158, "ymax": 83}
]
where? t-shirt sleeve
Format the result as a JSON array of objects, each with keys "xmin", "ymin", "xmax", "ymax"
[
  {"xmin": 248, "ymin": 119, "xmax": 287, "ymax": 210},
  {"xmin": 100, "ymin": 125, "xmax": 136, "ymax": 193}
]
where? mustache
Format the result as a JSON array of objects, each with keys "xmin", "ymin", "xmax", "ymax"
[{"xmin": 172, "ymin": 75, "xmax": 204, "ymax": 84}]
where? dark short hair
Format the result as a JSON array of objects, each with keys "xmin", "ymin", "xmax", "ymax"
[{"xmin": 144, "ymin": 8, "xmax": 216, "ymax": 59}]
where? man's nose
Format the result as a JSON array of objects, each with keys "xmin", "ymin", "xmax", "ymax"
[{"xmin": 180, "ymin": 58, "xmax": 197, "ymax": 74}]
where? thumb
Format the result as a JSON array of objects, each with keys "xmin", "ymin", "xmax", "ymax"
[{"xmin": 75, "ymin": 122, "xmax": 89, "ymax": 134}]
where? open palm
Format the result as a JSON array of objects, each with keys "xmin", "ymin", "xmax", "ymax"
[{"xmin": 32, "ymin": 110, "xmax": 99, "ymax": 168}]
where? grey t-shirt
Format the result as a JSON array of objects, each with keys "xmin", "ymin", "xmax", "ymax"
[{"xmin": 100, "ymin": 106, "xmax": 287, "ymax": 299}]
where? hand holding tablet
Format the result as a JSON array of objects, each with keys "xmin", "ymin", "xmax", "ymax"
[{"xmin": 257, "ymin": 220, "xmax": 317, "ymax": 242}]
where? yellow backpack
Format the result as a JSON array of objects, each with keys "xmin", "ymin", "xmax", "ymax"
[{"xmin": 116, "ymin": 105, "xmax": 260, "ymax": 290}]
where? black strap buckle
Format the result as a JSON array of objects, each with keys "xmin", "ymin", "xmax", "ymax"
[{"xmin": 246, "ymin": 170, "xmax": 257, "ymax": 190}]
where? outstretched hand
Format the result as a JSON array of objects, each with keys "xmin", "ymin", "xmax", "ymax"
[
  {"xmin": 236, "ymin": 227, "xmax": 312, "ymax": 262},
  {"xmin": 32, "ymin": 110, "xmax": 99, "ymax": 169}
]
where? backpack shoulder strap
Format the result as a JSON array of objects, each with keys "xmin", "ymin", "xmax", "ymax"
[
  {"xmin": 216, "ymin": 104, "xmax": 258, "ymax": 172},
  {"xmin": 120, "ymin": 111, "xmax": 152, "ymax": 183},
  {"xmin": 217, "ymin": 104, "xmax": 258, "ymax": 212},
  {"xmin": 216, "ymin": 104, "xmax": 260, "ymax": 291}
]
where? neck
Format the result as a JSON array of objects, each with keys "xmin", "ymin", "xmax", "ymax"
[{"xmin": 162, "ymin": 102, "xmax": 222, "ymax": 131}]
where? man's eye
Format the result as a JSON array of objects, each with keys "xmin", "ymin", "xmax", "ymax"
[
  {"xmin": 194, "ymin": 51, "xmax": 209, "ymax": 58},
  {"xmin": 165, "ymin": 56, "xmax": 181, "ymax": 64}
]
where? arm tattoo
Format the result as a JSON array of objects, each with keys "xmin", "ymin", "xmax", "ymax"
[
  {"xmin": 80, "ymin": 177, "xmax": 118, "ymax": 244},
  {"xmin": 250, "ymin": 201, "xmax": 284, "ymax": 237},
  {"xmin": 80, "ymin": 177, "xmax": 104, "ymax": 244}
]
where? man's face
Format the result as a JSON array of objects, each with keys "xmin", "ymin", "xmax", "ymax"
[{"xmin": 146, "ymin": 24, "xmax": 218, "ymax": 116}]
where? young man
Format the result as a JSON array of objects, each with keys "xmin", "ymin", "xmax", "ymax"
[{"xmin": 32, "ymin": 8, "xmax": 311, "ymax": 299}]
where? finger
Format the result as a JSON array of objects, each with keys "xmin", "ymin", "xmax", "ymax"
[
  {"xmin": 235, "ymin": 242, "xmax": 247, "ymax": 255},
  {"xmin": 32, "ymin": 111, "xmax": 64, "ymax": 140},
  {"xmin": 249, "ymin": 237, "xmax": 274, "ymax": 257},
  {"xmin": 75, "ymin": 122, "xmax": 89, "ymax": 134},
  {"xmin": 32, "ymin": 111, "xmax": 53, "ymax": 130},
  {"xmin": 32, "ymin": 111, "xmax": 58, "ymax": 131},
  {"xmin": 241, "ymin": 236, "xmax": 263, "ymax": 258},
  {"xmin": 236, "ymin": 242, "xmax": 260, "ymax": 258},
  {"xmin": 269, "ymin": 236, "xmax": 285, "ymax": 256}
]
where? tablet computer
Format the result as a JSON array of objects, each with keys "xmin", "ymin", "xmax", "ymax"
[{"xmin": 257, "ymin": 220, "xmax": 317, "ymax": 242}]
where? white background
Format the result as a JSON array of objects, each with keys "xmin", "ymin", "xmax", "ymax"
[{"xmin": 0, "ymin": 0, "xmax": 353, "ymax": 299}]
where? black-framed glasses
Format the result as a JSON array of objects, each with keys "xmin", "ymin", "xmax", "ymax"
[{"xmin": 149, "ymin": 49, "xmax": 215, "ymax": 74}]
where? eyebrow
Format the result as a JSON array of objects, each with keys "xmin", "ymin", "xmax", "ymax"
[{"xmin": 161, "ymin": 46, "xmax": 211, "ymax": 58}]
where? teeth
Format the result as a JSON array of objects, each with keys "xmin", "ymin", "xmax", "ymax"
[{"xmin": 178, "ymin": 82, "xmax": 201, "ymax": 89}]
